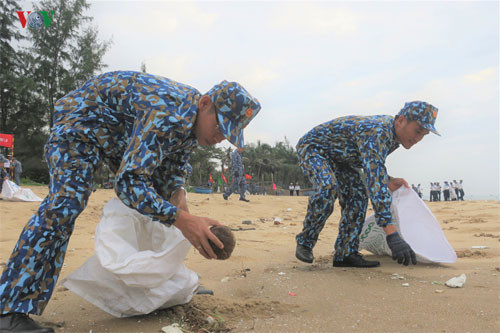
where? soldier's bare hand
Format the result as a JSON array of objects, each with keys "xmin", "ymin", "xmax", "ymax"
[{"xmin": 173, "ymin": 210, "xmax": 223, "ymax": 259}]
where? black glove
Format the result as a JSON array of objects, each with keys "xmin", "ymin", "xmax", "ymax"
[{"xmin": 386, "ymin": 232, "xmax": 417, "ymax": 266}]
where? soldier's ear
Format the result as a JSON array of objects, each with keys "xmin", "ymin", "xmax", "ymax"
[{"xmin": 198, "ymin": 95, "xmax": 214, "ymax": 114}]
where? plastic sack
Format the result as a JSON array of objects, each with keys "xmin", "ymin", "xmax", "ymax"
[
  {"xmin": 359, "ymin": 186, "xmax": 457, "ymax": 263},
  {"xmin": 62, "ymin": 198, "xmax": 199, "ymax": 317},
  {"xmin": 0, "ymin": 180, "xmax": 43, "ymax": 202}
]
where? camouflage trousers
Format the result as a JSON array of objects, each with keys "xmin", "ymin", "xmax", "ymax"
[
  {"xmin": 0, "ymin": 138, "xmax": 99, "ymax": 315},
  {"xmin": 224, "ymin": 174, "xmax": 246, "ymax": 199},
  {"xmin": 295, "ymin": 145, "xmax": 368, "ymax": 261}
]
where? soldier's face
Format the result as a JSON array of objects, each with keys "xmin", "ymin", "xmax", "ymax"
[
  {"xmin": 194, "ymin": 96, "xmax": 226, "ymax": 146},
  {"xmin": 395, "ymin": 117, "xmax": 429, "ymax": 149}
]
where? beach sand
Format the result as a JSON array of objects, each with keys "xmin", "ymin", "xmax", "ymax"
[{"xmin": 0, "ymin": 187, "xmax": 499, "ymax": 332}]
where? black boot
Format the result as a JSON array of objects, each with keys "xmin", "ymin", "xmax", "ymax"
[
  {"xmin": 239, "ymin": 197, "xmax": 249, "ymax": 202},
  {"xmin": 223, "ymin": 194, "xmax": 228, "ymax": 200},
  {"xmin": 0, "ymin": 313, "xmax": 54, "ymax": 333},
  {"xmin": 295, "ymin": 244, "xmax": 314, "ymax": 263},
  {"xmin": 195, "ymin": 285, "xmax": 214, "ymax": 296},
  {"xmin": 333, "ymin": 253, "xmax": 380, "ymax": 268}
]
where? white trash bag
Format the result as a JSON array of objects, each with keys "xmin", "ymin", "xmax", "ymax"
[
  {"xmin": 359, "ymin": 186, "xmax": 457, "ymax": 263},
  {"xmin": 62, "ymin": 198, "xmax": 199, "ymax": 317},
  {"xmin": 1, "ymin": 180, "xmax": 43, "ymax": 202}
]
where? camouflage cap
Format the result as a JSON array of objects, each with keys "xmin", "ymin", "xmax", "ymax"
[
  {"xmin": 397, "ymin": 101, "xmax": 440, "ymax": 136},
  {"xmin": 206, "ymin": 80, "xmax": 261, "ymax": 147}
]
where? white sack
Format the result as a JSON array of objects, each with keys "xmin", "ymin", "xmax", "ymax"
[
  {"xmin": 1, "ymin": 180, "xmax": 43, "ymax": 202},
  {"xmin": 62, "ymin": 198, "xmax": 199, "ymax": 317},
  {"xmin": 359, "ymin": 186, "xmax": 457, "ymax": 263}
]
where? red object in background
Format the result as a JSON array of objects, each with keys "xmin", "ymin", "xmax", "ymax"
[
  {"xmin": 209, "ymin": 173, "xmax": 213, "ymax": 183},
  {"xmin": 0, "ymin": 134, "xmax": 13, "ymax": 148},
  {"xmin": 221, "ymin": 173, "xmax": 227, "ymax": 183},
  {"xmin": 245, "ymin": 174, "xmax": 252, "ymax": 180}
]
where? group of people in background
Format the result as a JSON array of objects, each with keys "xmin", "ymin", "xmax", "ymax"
[
  {"xmin": 289, "ymin": 182, "xmax": 301, "ymax": 196},
  {"xmin": 412, "ymin": 180, "xmax": 465, "ymax": 201},
  {"xmin": 0, "ymin": 153, "xmax": 22, "ymax": 193}
]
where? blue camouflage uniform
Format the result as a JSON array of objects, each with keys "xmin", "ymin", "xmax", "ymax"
[
  {"xmin": 0, "ymin": 71, "xmax": 210, "ymax": 315},
  {"xmin": 296, "ymin": 115, "xmax": 400, "ymax": 261},
  {"xmin": 224, "ymin": 149, "xmax": 246, "ymax": 199},
  {"xmin": 296, "ymin": 100, "xmax": 439, "ymax": 262}
]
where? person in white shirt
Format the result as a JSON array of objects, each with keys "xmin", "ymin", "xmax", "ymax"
[
  {"xmin": 449, "ymin": 181, "xmax": 457, "ymax": 201},
  {"xmin": 436, "ymin": 182, "xmax": 441, "ymax": 201},
  {"xmin": 294, "ymin": 183, "xmax": 301, "ymax": 196},
  {"xmin": 443, "ymin": 181, "xmax": 450, "ymax": 201},
  {"xmin": 289, "ymin": 182, "xmax": 294, "ymax": 196}
]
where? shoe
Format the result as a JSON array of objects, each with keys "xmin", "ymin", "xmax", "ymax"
[
  {"xmin": 295, "ymin": 244, "xmax": 314, "ymax": 263},
  {"xmin": 239, "ymin": 198, "xmax": 249, "ymax": 202},
  {"xmin": 0, "ymin": 313, "xmax": 54, "ymax": 333},
  {"xmin": 195, "ymin": 285, "xmax": 214, "ymax": 296},
  {"xmin": 223, "ymin": 194, "xmax": 228, "ymax": 200},
  {"xmin": 333, "ymin": 253, "xmax": 380, "ymax": 268}
]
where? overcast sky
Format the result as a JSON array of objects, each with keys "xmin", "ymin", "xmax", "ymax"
[{"xmin": 26, "ymin": 1, "xmax": 500, "ymax": 199}]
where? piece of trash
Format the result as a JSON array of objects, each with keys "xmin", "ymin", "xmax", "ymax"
[
  {"xmin": 274, "ymin": 221, "xmax": 281, "ymax": 225},
  {"xmin": 274, "ymin": 217, "xmax": 282, "ymax": 223},
  {"xmin": 288, "ymin": 292, "xmax": 297, "ymax": 296},
  {"xmin": 220, "ymin": 277, "xmax": 230, "ymax": 283},
  {"xmin": 290, "ymin": 222, "xmax": 297, "ymax": 226},
  {"xmin": 435, "ymin": 289, "xmax": 444, "ymax": 293},
  {"xmin": 471, "ymin": 246, "xmax": 488, "ymax": 249},
  {"xmin": 242, "ymin": 220, "xmax": 252, "ymax": 225},
  {"xmin": 240, "ymin": 268, "xmax": 251, "ymax": 278},
  {"xmin": 402, "ymin": 283, "xmax": 409, "ymax": 287},
  {"xmin": 162, "ymin": 323, "xmax": 183, "ymax": 333},
  {"xmin": 398, "ymin": 276, "xmax": 406, "ymax": 280},
  {"xmin": 278, "ymin": 272, "xmax": 286, "ymax": 276},
  {"xmin": 445, "ymin": 274, "xmax": 466, "ymax": 288},
  {"xmin": 391, "ymin": 273, "xmax": 400, "ymax": 280},
  {"xmin": 287, "ymin": 208, "xmax": 292, "ymax": 211},
  {"xmin": 206, "ymin": 316, "xmax": 216, "ymax": 324},
  {"xmin": 432, "ymin": 281, "xmax": 443, "ymax": 285}
]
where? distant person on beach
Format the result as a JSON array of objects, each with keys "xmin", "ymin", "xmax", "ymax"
[
  {"xmin": 443, "ymin": 181, "xmax": 450, "ymax": 201},
  {"xmin": 0, "ymin": 161, "xmax": 10, "ymax": 194},
  {"xmin": 10, "ymin": 157, "xmax": 22, "ymax": 186},
  {"xmin": 0, "ymin": 71, "xmax": 261, "ymax": 333},
  {"xmin": 450, "ymin": 181, "xmax": 458, "ymax": 200},
  {"xmin": 295, "ymin": 101, "xmax": 440, "ymax": 268},
  {"xmin": 223, "ymin": 147, "xmax": 249, "ymax": 202},
  {"xmin": 289, "ymin": 182, "xmax": 295, "ymax": 196},
  {"xmin": 458, "ymin": 180, "xmax": 465, "ymax": 200},
  {"xmin": 295, "ymin": 183, "xmax": 301, "ymax": 196}
]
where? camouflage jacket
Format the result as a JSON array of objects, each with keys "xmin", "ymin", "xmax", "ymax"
[
  {"xmin": 298, "ymin": 115, "xmax": 400, "ymax": 227},
  {"xmin": 52, "ymin": 71, "xmax": 201, "ymax": 225}
]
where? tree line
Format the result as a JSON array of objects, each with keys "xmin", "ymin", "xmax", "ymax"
[
  {"xmin": 189, "ymin": 140, "xmax": 311, "ymax": 193},
  {"xmin": 0, "ymin": 0, "xmax": 311, "ymax": 190},
  {"xmin": 1, "ymin": 0, "xmax": 109, "ymax": 182}
]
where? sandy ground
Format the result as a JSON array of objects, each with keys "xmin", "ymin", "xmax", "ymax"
[{"xmin": 0, "ymin": 187, "xmax": 499, "ymax": 333}]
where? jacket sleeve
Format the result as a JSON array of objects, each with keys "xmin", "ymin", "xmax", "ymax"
[
  {"xmin": 114, "ymin": 108, "xmax": 186, "ymax": 225},
  {"xmin": 151, "ymin": 154, "xmax": 191, "ymax": 201},
  {"xmin": 358, "ymin": 137, "xmax": 393, "ymax": 228}
]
